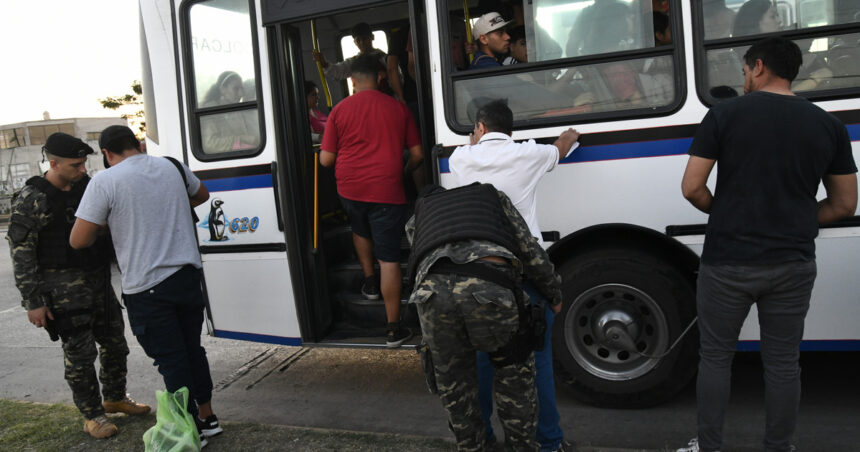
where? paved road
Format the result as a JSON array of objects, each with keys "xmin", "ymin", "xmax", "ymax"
[{"xmin": 0, "ymin": 234, "xmax": 857, "ymax": 451}]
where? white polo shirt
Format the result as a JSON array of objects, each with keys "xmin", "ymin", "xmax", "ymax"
[{"xmin": 449, "ymin": 132, "xmax": 561, "ymax": 244}]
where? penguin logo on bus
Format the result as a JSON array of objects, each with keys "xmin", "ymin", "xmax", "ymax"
[{"xmin": 208, "ymin": 198, "xmax": 227, "ymax": 242}]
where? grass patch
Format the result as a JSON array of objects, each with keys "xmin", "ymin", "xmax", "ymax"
[{"xmin": 0, "ymin": 399, "xmax": 455, "ymax": 451}]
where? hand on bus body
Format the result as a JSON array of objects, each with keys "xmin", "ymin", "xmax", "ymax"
[
  {"xmin": 550, "ymin": 302, "xmax": 561, "ymax": 315},
  {"xmin": 553, "ymin": 128, "xmax": 580, "ymax": 160}
]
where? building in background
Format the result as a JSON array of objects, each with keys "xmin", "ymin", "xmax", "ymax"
[{"xmin": 0, "ymin": 116, "xmax": 127, "ymax": 215}]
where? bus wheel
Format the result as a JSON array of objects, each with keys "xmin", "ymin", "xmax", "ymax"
[{"xmin": 553, "ymin": 248, "xmax": 698, "ymax": 408}]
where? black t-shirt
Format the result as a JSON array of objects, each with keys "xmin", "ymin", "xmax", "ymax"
[{"xmin": 689, "ymin": 91, "xmax": 857, "ymax": 265}]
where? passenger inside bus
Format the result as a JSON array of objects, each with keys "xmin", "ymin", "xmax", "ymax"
[
  {"xmin": 313, "ymin": 23, "xmax": 388, "ymax": 82},
  {"xmin": 305, "ymin": 81, "xmax": 327, "ymax": 144},
  {"xmin": 732, "ymin": 0, "xmax": 782, "ymax": 37},
  {"xmin": 200, "ymin": 70, "xmax": 260, "ymax": 152}
]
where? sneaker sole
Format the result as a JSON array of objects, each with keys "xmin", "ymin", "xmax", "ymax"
[
  {"xmin": 362, "ymin": 292, "xmax": 380, "ymax": 300},
  {"xmin": 200, "ymin": 436, "xmax": 209, "ymax": 448},
  {"xmin": 201, "ymin": 426, "xmax": 223, "ymax": 437},
  {"xmin": 386, "ymin": 333, "xmax": 413, "ymax": 348}
]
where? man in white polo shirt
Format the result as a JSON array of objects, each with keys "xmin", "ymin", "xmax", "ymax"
[{"xmin": 449, "ymin": 100, "xmax": 579, "ymax": 452}]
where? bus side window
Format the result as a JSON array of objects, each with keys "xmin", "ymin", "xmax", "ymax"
[
  {"xmin": 698, "ymin": 0, "xmax": 860, "ymax": 102},
  {"xmin": 445, "ymin": 0, "xmax": 679, "ymax": 128},
  {"xmin": 184, "ymin": 0, "xmax": 263, "ymax": 158}
]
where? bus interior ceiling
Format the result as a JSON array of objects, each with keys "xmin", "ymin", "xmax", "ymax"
[{"xmin": 289, "ymin": 2, "xmax": 421, "ymax": 344}]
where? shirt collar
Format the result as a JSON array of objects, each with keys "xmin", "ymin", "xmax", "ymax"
[{"xmin": 478, "ymin": 132, "xmax": 512, "ymax": 144}]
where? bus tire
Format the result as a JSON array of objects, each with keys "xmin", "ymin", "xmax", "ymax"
[{"xmin": 552, "ymin": 248, "xmax": 698, "ymax": 408}]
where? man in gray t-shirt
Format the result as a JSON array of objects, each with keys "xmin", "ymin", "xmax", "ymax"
[{"xmin": 71, "ymin": 125, "xmax": 224, "ymax": 444}]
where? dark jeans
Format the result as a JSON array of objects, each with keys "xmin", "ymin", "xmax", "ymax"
[
  {"xmin": 124, "ymin": 265, "xmax": 213, "ymax": 417},
  {"xmin": 696, "ymin": 261, "xmax": 816, "ymax": 452},
  {"xmin": 477, "ymin": 282, "xmax": 564, "ymax": 451}
]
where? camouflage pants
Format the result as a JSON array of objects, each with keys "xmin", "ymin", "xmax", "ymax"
[
  {"xmin": 415, "ymin": 273, "xmax": 538, "ymax": 452},
  {"xmin": 44, "ymin": 267, "xmax": 129, "ymax": 419}
]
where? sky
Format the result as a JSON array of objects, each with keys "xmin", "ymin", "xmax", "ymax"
[{"xmin": 0, "ymin": 0, "xmax": 141, "ymax": 126}]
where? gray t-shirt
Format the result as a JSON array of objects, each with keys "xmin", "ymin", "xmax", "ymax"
[{"xmin": 76, "ymin": 153, "xmax": 202, "ymax": 294}]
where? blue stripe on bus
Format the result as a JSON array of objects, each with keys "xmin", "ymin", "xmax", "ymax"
[
  {"xmin": 439, "ymin": 137, "xmax": 692, "ymax": 173},
  {"xmin": 214, "ymin": 329, "xmax": 302, "ymax": 346},
  {"xmin": 738, "ymin": 340, "xmax": 860, "ymax": 352},
  {"xmin": 202, "ymin": 174, "xmax": 272, "ymax": 192},
  {"xmin": 848, "ymin": 123, "xmax": 860, "ymax": 141},
  {"xmin": 439, "ymin": 124, "xmax": 860, "ymax": 174}
]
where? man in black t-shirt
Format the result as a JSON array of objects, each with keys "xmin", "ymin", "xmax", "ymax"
[{"xmin": 677, "ymin": 37, "xmax": 857, "ymax": 452}]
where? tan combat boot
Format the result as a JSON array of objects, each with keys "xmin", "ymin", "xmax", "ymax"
[
  {"xmin": 83, "ymin": 415, "xmax": 118, "ymax": 439},
  {"xmin": 103, "ymin": 394, "xmax": 151, "ymax": 415}
]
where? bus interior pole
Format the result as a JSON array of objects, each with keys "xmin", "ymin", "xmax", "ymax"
[
  {"xmin": 463, "ymin": 0, "xmax": 474, "ymax": 63},
  {"xmin": 311, "ymin": 19, "xmax": 329, "ymax": 251},
  {"xmin": 311, "ymin": 20, "xmax": 332, "ymax": 108}
]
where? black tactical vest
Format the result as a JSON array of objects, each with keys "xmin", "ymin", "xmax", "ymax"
[
  {"xmin": 407, "ymin": 183, "xmax": 522, "ymax": 282},
  {"xmin": 26, "ymin": 175, "xmax": 113, "ymax": 269}
]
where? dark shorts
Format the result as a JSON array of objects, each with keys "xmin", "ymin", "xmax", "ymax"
[{"xmin": 339, "ymin": 196, "xmax": 406, "ymax": 263}]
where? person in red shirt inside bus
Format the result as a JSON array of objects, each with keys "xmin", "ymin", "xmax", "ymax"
[{"xmin": 320, "ymin": 54, "xmax": 423, "ymax": 348}]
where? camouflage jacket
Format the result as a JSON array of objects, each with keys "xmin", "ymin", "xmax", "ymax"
[
  {"xmin": 4, "ymin": 182, "xmax": 101, "ymax": 311},
  {"xmin": 406, "ymin": 190, "xmax": 563, "ymax": 307}
]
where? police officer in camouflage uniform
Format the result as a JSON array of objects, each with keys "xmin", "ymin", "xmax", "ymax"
[
  {"xmin": 406, "ymin": 183, "xmax": 563, "ymax": 452},
  {"xmin": 7, "ymin": 132, "xmax": 150, "ymax": 439}
]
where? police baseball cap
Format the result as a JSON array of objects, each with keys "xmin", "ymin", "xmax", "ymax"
[
  {"xmin": 99, "ymin": 125, "xmax": 137, "ymax": 150},
  {"xmin": 43, "ymin": 133, "xmax": 94, "ymax": 159},
  {"xmin": 472, "ymin": 12, "xmax": 511, "ymax": 38}
]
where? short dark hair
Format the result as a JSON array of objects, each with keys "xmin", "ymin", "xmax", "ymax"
[
  {"xmin": 743, "ymin": 36, "xmax": 802, "ymax": 81},
  {"xmin": 351, "ymin": 22, "xmax": 372, "ymax": 38},
  {"xmin": 350, "ymin": 54, "xmax": 381, "ymax": 80},
  {"xmin": 304, "ymin": 81, "xmax": 318, "ymax": 96},
  {"xmin": 103, "ymin": 135, "xmax": 140, "ymax": 155},
  {"xmin": 475, "ymin": 99, "xmax": 513, "ymax": 135},
  {"xmin": 652, "ymin": 12, "xmax": 669, "ymax": 36}
]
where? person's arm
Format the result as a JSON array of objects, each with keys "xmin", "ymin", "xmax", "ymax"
[
  {"xmin": 818, "ymin": 174, "xmax": 858, "ymax": 224},
  {"xmin": 681, "ymin": 156, "xmax": 716, "ymax": 214},
  {"xmin": 69, "ymin": 219, "xmax": 103, "ymax": 249},
  {"xmin": 319, "ymin": 150, "xmax": 336, "ymax": 167},
  {"xmin": 498, "ymin": 192, "xmax": 563, "ymax": 312},
  {"xmin": 404, "ymin": 145, "xmax": 423, "ymax": 173},
  {"xmin": 6, "ymin": 188, "xmax": 49, "ymax": 311},
  {"xmin": 323, "ymin": 56, "xmax": 352, "ymax": 81},
  {"xmin": 552, "ymin": 128, "xmax": 580, "ymax": 161},
  {"xmin": 387, "ymin": 55, "xmax": 406, "ymax": 102},
  {"xmin": 190, "ymin": 184, "xmax": 210, "ymax": 208}
]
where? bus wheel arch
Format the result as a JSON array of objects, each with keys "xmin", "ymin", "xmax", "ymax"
[{"xmin": 547, "ymin": 224, "xmax": 700, "ymax": 408}]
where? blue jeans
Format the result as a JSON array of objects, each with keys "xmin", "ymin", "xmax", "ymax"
[{"xmin": 477, "ymin": 283, "xmax": 564, "ymax": 451}]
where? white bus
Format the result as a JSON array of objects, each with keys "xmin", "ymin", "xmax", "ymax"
[{"xmin": 138, "ymin": 0, "xmax": 860, "ymax": 407}]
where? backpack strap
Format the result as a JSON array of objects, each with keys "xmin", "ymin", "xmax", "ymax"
[{"xmin": 163, "ymin": 157, "xmax": 199, "ymax": 223}]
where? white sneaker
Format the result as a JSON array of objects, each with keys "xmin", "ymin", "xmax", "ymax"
[{"xmin": 677, "ymin": 438, "xmax": 720, "ymax": 452}]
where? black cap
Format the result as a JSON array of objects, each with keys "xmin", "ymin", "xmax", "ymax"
[
  {"xmin": 43, "ymin": 133, "xmax": 94, "ymax": 159},
  {"xmin": 99, "ymin": 125, "xmax": 137, "ymax": 150},
  {"xmin": 351, "ymin": 22, "xmax": 372, "ymax": 38}
]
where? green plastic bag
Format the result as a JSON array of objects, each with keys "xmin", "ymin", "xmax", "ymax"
[{"xmin": 143, "ymin": 387, "xmax": 201, "ymax": 452}]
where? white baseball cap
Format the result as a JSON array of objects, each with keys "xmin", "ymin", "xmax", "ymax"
[{"xmin": 472, "ymin": 12, "xmax": 511, "ymax": 38}]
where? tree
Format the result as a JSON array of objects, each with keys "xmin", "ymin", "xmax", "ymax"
[{"xmin": 99, "ymin": 81, "xmax": 145, "ymax": 136}]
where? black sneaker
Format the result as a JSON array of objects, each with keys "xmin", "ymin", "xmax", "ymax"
[
  {"xmin": 196, "ymin": 414, "xmax": 223, "ymax": 437},
  {"xmin": 199, "ymin": 433, "xmax": 208, "ymax": 448},
  {"xmin": 386, "ymin": 327, "xmax": 413, "ymax": 348},
  {"xmin": 361, "ymin": 275, "xmax": 380, "ymax": 300}
]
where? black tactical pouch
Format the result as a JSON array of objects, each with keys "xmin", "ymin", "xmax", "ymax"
[{"xmin": 417, "ymin": 343, "xmax": 438, "ymax": 394}]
